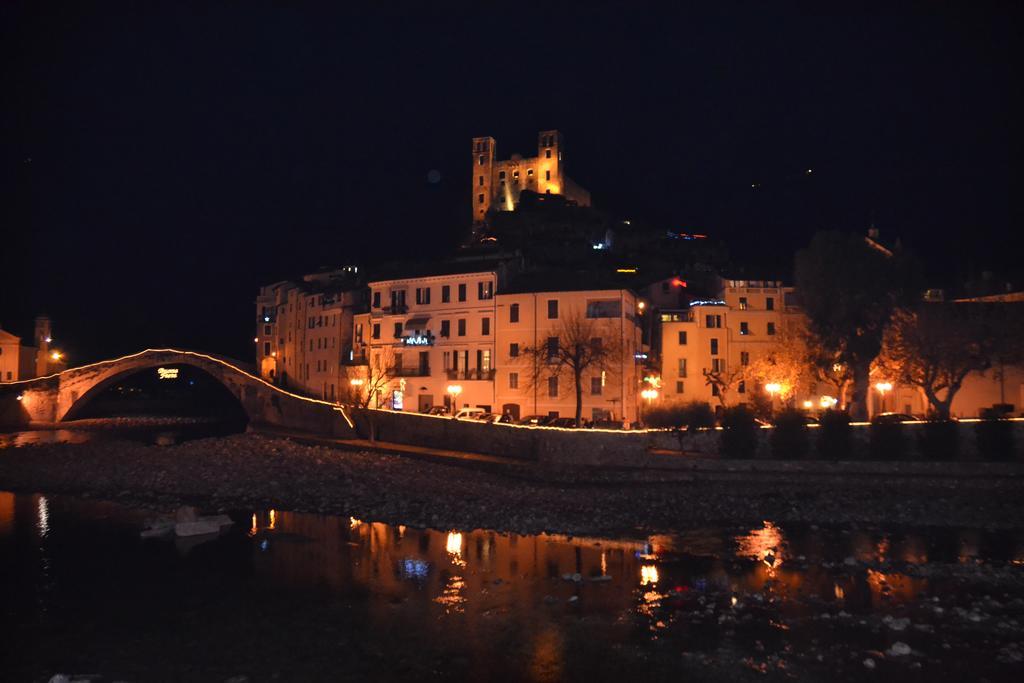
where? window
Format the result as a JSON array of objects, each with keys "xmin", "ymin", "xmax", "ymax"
[
  {"xmin": 478, "ymin": 155, "xmax": 484, "ymax": 166},
  {"xmin": 545, "ymin": 169, "xmax": 551, "ymax": 180},
  {"xmin": 498, "ymin": 170, "xmax": 506, "ymax": 180},
  {"xmin": 478, "ymin": 193, "xmax": 484, "ymax": 204},
  {"xmin": 513, "ymin": 170, "xmax": 519, "ymax": 179},
  {"xmin": 705, "ymin": 314, "xmax": 722, "ymax": 328},
  {"xmin": 435, "ymin": 284, "xmax": 447, "ymax": 303},
  {"xmin": 739, "ymin": 297, "xmax": 748, "ymax": 310},
  {"xmin": 710, "ymin": 338, "xmax": 719, "ymax": 355},
  {"xmin": 677, "ymin": 358, "xmax": 687, "ymax": 377},
  {"xmin": 478, "ymin": 281, "xmax": 493, "ymax": 300},
  {"xmin": 738, "ymin": 380, "xmax": 746, "ymax": 394},
  {"xmin": 545, "ymin": 149, "xmax": 551, "ymax": 159},
  {"xmin": 547, "ymin": 299, "xmax": 558, "ymax": 319},
  {"xmin": 457, "ymin": 319, "xmax": 466, "ymax": 336},
  {"xmin": 458, "ymin": 283, "xmax": 467, "ymax": 302},
  {"xmin": 739, "ymin": 321, "xmax": 749, "ymax": 335},
  {"xmin": 712, "ymin": 358, "xmax": 725, "ymax": 373},
  {"xmin": 591, "ymin": 376, "xmax": 602, "ymax": 395},
  {"xmin": 767, "ymin": 322, "xmax": 776, "ymax": 335},
  {"xmin": 309, "ymin": 340, "xmax": 313, "ymax": 351},
  {"xmin": 711, "ymin": 384, "xmax": 720, "ymax": 397},
  {"xmin": 415, "ymin": 287, "xmax": 430, "ymax": 305},
  {"xmin": 481, "ymin": 317, "xmax": 490, "ymax": 335},
  {"xmin": 527, "ymin": 169, "xmax": 533, "ymax": 177},
  {"xmin": 440, "ymin": 320, "xmax": 451, "ymax": 338},
  {"xmin": 478, "ymin": 175, "xmax": 484, "ymax": 186},
  {"xmin": 394, "ymin": 322, "xmax": 402, "ymax": 338},
  {"xmin": 263, "ymin": 324, "xmax": 271, "ymax": 335},
  {"xmin": 372, "ymin": 324, "xmax": 380, "ymax": 339},
  {"xmin": 510, "ymin": 303, "xmax": 519, "ymax": 323},
  {"xmin": 509, "ymin": 343, "xmax": 519, "ymax": 357},
  {"xmin": 263, "ymin": 342, "xmax": 271, "ymax": 355},
  {"xmin": 740, "ymin": 351, "xmax": 750, "ymax": 366},
  {"xmin": 678, "ymin": 331, "xmax": 687, "ymax": 345},
  {"xmin": 548, "ymin": 376, "xmax": 558, "ymax": 397},
  {"xmin": 766, "ymin": 297, "xmax": 775, "ymax": 311},
  {"xmin": 546, "ymin": 336, "xmax": 559, "ymax": 360},
  {"xmin": 586, "ymin": 299, "xmax": 621, "ymax": 318},
  {"xmin": 509, "ymin": 372, "xmax": 519, "ymax": 389},
  {"xmin": 676, "ymin": 381, "xmax": 684, "ymax": 394},
  {"xmin": 372, "ymin": 291, "xmax": 381, "ymax": 308}
]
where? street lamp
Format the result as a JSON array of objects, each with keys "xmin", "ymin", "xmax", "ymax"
[
  {"xmin": 764, "ymin": 382, "xmax": 781, "ymax": 416},
  {"xmin": 640, "ymin": 388, "xmax": 658, "ymax": 426},
  {"xmin": 874, "ymin": 381, "xmax": 892, "ymax": 414},
  {"xmin": 446, "ymin": 384, "xmax": 462, "ymax": 411}
]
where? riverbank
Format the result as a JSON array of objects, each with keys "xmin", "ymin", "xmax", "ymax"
[{"xmin": 2, "ymin": 432, "xmax": 1024, "ymax": 535}]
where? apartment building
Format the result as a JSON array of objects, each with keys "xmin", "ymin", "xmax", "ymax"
[
  {"xmin": 494, "ymin": 286, "xmax": 642, "ymax": 423},
  {"xmin": 659, "ymin": 278, "xmax": 807, "ymax": 410},
  {"xmin": 355, "ymin": 264, "xmax": 504, "ymax": 412},
  {"xmin": 256, "ymin": 268, "xmax": 363, "ymax": 400}
]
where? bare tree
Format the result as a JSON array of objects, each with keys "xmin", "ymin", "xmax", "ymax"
[
  {"xmin": 875, "ymin": 303, "xmax": 1023, "ymax": 419},
  {"xmin": 702, "ymin": 364, "xmax": 745, "ymax": 408},
  {"xmin": 520, "ymin": 310, "xmax": 623, "ymax": 426}
]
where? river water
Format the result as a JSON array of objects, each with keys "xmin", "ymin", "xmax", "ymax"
[{"xmin": 1, "ymin": 491, "xmax": 1023, "ymax": 682}]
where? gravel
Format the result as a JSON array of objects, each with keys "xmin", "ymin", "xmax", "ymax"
[{"xmin": 2, "ymin": 432, "xmax": 1024, "ymax": 536}]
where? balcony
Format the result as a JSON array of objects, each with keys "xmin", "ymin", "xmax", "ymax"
[
  {"xmin": 393, "ymin": 366, "xmax": 430, "ymax": 377},
  {"xmin": 445, "ymin": 369, "xmax": 496, "ymax": 381}
]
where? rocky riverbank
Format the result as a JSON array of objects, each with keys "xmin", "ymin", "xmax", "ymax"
[{"xmin": 2, "ymin": 432, "xmax": 1024, "ymax": 536}]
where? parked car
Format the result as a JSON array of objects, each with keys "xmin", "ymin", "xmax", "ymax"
[
  {"xmin": 517, "ymin": 414, "xmax": 553, "ymax": 426},
  {"xmin": 589, "ymin": 419, "xmax": 625, "ymax": 430},
  {"xmin": 425, "ymin": 406, "xmax": 449, "ymax": 416},
  {"xmin": 547, "ymin": 417, "xmax": 579, "ymax": 428},
  {"xmin": 452, "ymin": 407, "xmax": 487, "ymax": 420},
  {"xmin": 871, "ymin": 412, "xmax": 917, "ymax": 424},
  {"xmin": 480, "ymin": 413, "xmax": 513, "ymax": 424}
]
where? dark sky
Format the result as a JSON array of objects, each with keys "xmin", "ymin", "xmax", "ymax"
[{"xmin": 2, "ymin": 2, "xmax": 1019, "ymax": 363}]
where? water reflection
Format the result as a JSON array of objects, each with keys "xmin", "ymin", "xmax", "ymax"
[{"xmin": 2, "ymin": 494, "xmax": 1024, "ymax": 682}]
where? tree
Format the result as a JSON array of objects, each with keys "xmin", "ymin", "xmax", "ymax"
[
  {"xmin": 875, "ymin": 303, "xmax": 1023, "ymax": 419},
  {"xmin": 742, "ymin": 329, "xmax": 813, "ymax": 407},
  {"xmin": 340, "ymin": 348, "xmax": 397, "ymax": 409},
  {"xmin": 702, "ymin": 364, "xmax": 745, "ymax": 408},
  {"xmin": 520, "ymin": 309, "xmax": 623, "ymax": 427},
  {"xmin": 803, "ymin": 334, "xmax": 853, "ymax": 408},
  {"xmin": 794, "ymin": 230, "xmax": 922, "ymax": 420}
]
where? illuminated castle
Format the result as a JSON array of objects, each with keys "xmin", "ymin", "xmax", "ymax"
[{"xmin": 471, "ymin": 129, "xmax": 591, "ymax": 225}]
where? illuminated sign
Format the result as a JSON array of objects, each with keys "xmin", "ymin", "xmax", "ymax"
[
  {"xmin": 688, "ymin": 299, "xmax": 726, "ymax": 307},
  {"xmin": 392, "ymin": 390, "xmax": 404, "ymax": 410},
  {"xmin": 634, "ymin": 352, "xmax": 648, "ymax": 360},
  {"xmin": 402, "ymin": 333, "xmax": 433, "ymax": 346},
  {"xmin": 157, "ymin": 367, "xmax": 179, "ymax": 380}
]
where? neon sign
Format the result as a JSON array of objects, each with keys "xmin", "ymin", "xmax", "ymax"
[
  {"xmin": 402, "ymin": 334, "xmax": 433, "ymax": 346},
  {"xmin": 157, "ymin": 367, "xmax": 179, "ymax": 380}
]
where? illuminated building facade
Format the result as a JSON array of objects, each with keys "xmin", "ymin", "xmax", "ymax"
[
  {"xmin": 355, "ymin": 266, "xmax": 502, "ymax": 412},
  {"xmin": 494, "ymin": 287, "xmax": 642, "ymax": 424},
  {"xmin": 256, "ymin": 267, "xmax": 363, "ymax": 400},
  {"xmin": 658, "ymin": 278, "xmax": 810, "ymax": 411},
  {"xmin": 471, "ymin": 130, "xmax": 591, "ymax": 225},
  {"xmin": 0, "ymin": 317, "xmax": 65, "ymax": 382}
]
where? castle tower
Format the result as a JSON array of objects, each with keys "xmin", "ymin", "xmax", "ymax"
[
  {"xmin": 34, "ymin": 315, "xmax": 51, "ymax": 377},
  {"xmin": 471, "ymin": 136, "xmax": 496, "ymax": 226},
  {"xmin": 537, "ymin": 129, "xmax": 563, "ymax": 195}
]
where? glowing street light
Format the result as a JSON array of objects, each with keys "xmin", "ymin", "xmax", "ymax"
[
  {"xmin": 50, "ymin": 351, "xmax": 62, "ymax": 361},
  {"xmin": 641, "ymin": 388, "xmax": 658, "ymax": 402},
  {"xmin": 447, "ymin": 384, "xmax": 463, "ymax": 398},
  {"xmin": 875, "ymin": 381, "xmax": 893, "ymax": 414},
  {"xmin": 349, "ymin": 378, "xmax": 365, "ymax": 387},
  {"xmin": 764, "ymin": 383, "xmax": 782, "ymax": 397}
]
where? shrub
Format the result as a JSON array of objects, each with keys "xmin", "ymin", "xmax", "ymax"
[
  {"xmin": 643, "ymin": 401, "xmax": 715, "ymax": 430},
  {"xmin": 720, "ymin": 405, "xmax": 760, "ymax": 459},
  {"xmin": 771, "ymin": 408, "xmax": 809, "ymax": 459},
  {"xmin": 918, "ymin": 419, "xmax": 959, "ymax": 461},
  {"xmin": 869, "ymin": 421, "xmax": 906, "ymax": 460},
  {"xmin": 817, "ymin": 409, "xmax": 852, "ymax": 460},
  {"xmin": 975, "ymin": 417, "xmax": 1016, "ymax": 462}
]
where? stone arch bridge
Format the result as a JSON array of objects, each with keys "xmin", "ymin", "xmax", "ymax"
[{"xmin": 0, "ymin": 348, "xmax": 356, "ymax": 436}]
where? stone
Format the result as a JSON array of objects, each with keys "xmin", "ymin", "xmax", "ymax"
[{"xmin": 887, "ymin": 642, "xmax": 911, "ymax": 657}]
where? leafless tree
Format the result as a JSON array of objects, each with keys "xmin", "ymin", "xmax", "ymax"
[{"xmin": 519, "ymin": 310, "xmax": 623, "ymax": 426}]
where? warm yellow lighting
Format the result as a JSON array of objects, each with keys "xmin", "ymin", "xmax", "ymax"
[
  {"xmin": 802, "ymin": 400, "xmax": 813, "ymax": 409},
  {"xmin": 447, "ymin": 384, "xmax": 463, "ymax": 397},
  {"xmin": 271, "ymin": 351, "xmax": 277, "ymax": 357},
  {"xmin": 254, "ymin": 337, "xmax": 259, "ymax": 343},
  {"xmin": 765, "ymin": 383, "xmax": 782, "ymax": 395},
  {"xmin": 157, "ymin": 367, "xmax": 179, "ymax": 380},
  {"xmin": 349, "ymin": 378, "xmax": 365, "ymax": 386},
  {"xmin": 446, "ymin": 531, "xmax": 464, "ymax": 563},
  {"xmin": 820, "ymin": 395, "xmax": 838, "ymax": 409},
  {"xmin": 50, "ymin": 351, "xmax": 62, "ymax": 361},
  {"xmin": 637, "ymin": 301, "xmax": 646, "ymax": 311},
  {"xmin": 249, "ymin": 514, "xmax": 257, "ymax": 536},
  {"xmin": 875, "ymin": 382, "xmax": 893, "ymax": 393},
  {"xmin": 640, "ymin": 564, "xmax": 659, "ymax": 585},
  {"xmin": 268, "ymin": 509, "xmax": 276, "ymax": 530},
  {"xmin": 349, "ymin": 517, "xmax": 361, "ymax": 529},
  {"xmin": 16, "ymin": 394, "xmax": 24, "ymax": 402},
  {"xmin": 641, "ymin": 388, "xmax": 658, "ymax": 401}
]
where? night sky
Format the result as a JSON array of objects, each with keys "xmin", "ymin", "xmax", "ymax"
[{"xmin": 2, "ymin": 2, "xmax": 1019, "ymax": 363}]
